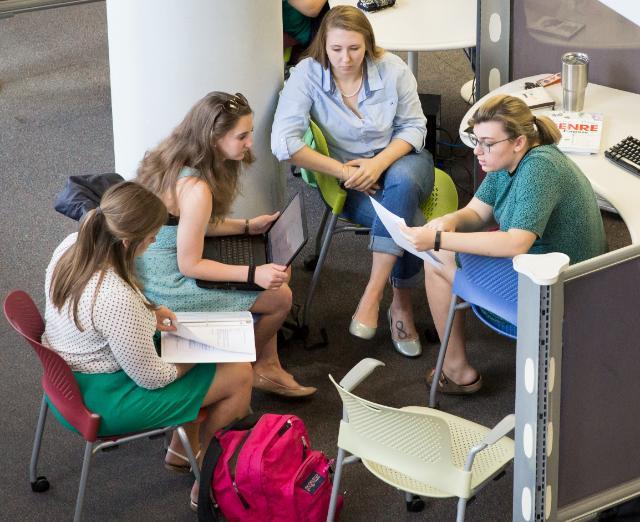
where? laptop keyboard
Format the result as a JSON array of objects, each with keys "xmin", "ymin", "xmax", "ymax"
[{"xmin": 219, "ymin": 236, "xmax": 254, "ymax": 265}]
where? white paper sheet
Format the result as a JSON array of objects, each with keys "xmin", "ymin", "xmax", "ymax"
[
  {"xmin": 161, "ymin": 311, "xmax": 256, "ymax": 363},
  {"xmin": 369, "ymin": 197, "xmax": 442, "ymax": 267}
]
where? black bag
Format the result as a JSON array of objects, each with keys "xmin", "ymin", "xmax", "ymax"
[{"xmin": 54, "ymin": 173, "xmax": 124, "ymax": 221}]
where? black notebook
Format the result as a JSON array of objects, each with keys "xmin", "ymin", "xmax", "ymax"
[{"xmin": 196, "ymin": 192, "xmax": 308, "ymax": 291}]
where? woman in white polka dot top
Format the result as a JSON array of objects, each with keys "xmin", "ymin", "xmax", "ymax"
[{"xmin": 43, "ymin": 182, "xmax": 253, "ymax": 509}]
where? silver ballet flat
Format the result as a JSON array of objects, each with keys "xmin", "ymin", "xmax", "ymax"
[
  {"xmin": 349, "ymin": 317, "xmax": 377, "ymax": 340},
  {"xmin": 387, "ymin": 308, "xmax": 422, "ymax": 357}
]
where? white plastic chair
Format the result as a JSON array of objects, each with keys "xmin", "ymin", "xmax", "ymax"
[{"xmin": 327, "ymin": 358, "xmax": 515, "ymax": 522}]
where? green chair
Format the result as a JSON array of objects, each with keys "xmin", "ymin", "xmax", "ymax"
[{"xmin": 299, "ymin": 121, "xmax": 459, "ymax": 330}]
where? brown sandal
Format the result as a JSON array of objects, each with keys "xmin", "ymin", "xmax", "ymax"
[
  {"xmin": 164, "ymin": 448, "xmax": 200, "ymax": 474},
  {"xmin": 426, "ymin": 368, "xmax": 483, "ymax": 395}
]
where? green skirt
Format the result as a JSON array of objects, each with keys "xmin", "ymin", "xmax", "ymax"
[{"xmin": 48, "ymin": 363, "xmax": 216, "ymax": 437}]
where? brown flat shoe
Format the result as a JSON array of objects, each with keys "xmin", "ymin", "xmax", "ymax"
[
  {"xmin": 253, "ymin": 373, "xmax": 317, "ymax": 398},
  {"xmin": 426, "ymin": 368, "xmax": 483, "ymax": 395}
]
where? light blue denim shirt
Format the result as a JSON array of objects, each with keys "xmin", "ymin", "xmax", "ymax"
[{"xmin": 271, "ymin": 53, "xmax": 427, "ymax": 163}]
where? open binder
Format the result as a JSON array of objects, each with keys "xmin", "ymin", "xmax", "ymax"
[{"xmin": 160, "ymin": 311, "xmax": 256, "ymax": 363}]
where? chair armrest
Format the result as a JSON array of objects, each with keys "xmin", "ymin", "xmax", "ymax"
[
  {"xmin": 338, "ymin": 358, "xmax": 385, "ymax": 392},
  {"xmin": 463, "ymin": 414, "xmax": 515, "ymax": 472},
  {"xmin": 481, "ymin": 414, "xmax": 515, "ymax": 446}
]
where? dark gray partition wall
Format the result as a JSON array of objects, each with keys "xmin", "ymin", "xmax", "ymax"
[
  {"xmin": 512, "ymin": 0, "xmax": 640, "ymax": 94},
  {"xmin": 513, "ymin": 245, "xmax": 640, "ymax": 521},
  {"xmin": 560, "ymin": 259, "xmax": 640, "ymax": 511}
]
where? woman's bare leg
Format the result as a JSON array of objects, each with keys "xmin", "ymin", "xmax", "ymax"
[
  {"xmin": 165, "ymin": 423, "xmax": 200, "ymax": 468},
  {"xmin": 388, "ymin": 286, "xmax": 418, "ymax": 341},
  {"xmin": 249, "ymin": 284, "xmax": 303, "ymax": 388},
  {"xmin": 353, "ymin": 252, "xmax": 419, "ymax": 340},
  {"xmin": 424, "ymin": 252, "xmax": 478, "ymax": 385},
  {"xmin": 352, "ymin": 252, "xmax": 396, "ymax": 327},
  {"xmin": 190, "ymin": 362, "xmax": 253, "ymax": 503}
]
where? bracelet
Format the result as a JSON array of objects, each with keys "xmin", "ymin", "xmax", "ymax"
[
  {"xmin": 247, "ymin": 264, "xmax": 256, "ymax": 284},
  {"xmin": 434, "ymin": 230, "xmax": 442, "ymax": 252},
  {"xmin": 244, "ymin": 218, "xmax": 250, "ymax": 235}
]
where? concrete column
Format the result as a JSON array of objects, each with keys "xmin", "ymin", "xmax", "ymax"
[{"xmin": 106, "ymin": 0, "xmax": 285, "ymax": 215}]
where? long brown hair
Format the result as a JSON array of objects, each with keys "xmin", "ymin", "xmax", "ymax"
[
  {"xmin": 304, "ymin": 5, "xmax": 384, "ymax": 69},
  {"xmin": 468, "ymin": 94, "xmax": 561, "ymax": 146},
  {"xmin": 137, "ymin": 91, "xmax": 255, "ymax": 223},
  {"xmin": 49, "ymin": 181, "xmax": 167, "ymax": 330}
]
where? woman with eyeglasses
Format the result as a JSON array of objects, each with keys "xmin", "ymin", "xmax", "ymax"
[
  {"xmin": 401, "ymin": 94, "xmax": 606, "ymax": 394},
  {"xmin": 271, "ymin": 5, "xmax": 435, "ymax": 358},
  {"xmin": 136, "ymin": 91, "xmax": 316, "ymax": 400}
]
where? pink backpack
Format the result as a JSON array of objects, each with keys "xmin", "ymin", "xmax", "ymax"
[{"xmin": 197, "ymin": 413, "xmax": 341, "ymax": 522}]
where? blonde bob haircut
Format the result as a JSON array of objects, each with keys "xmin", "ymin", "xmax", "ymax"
[{"xmin": 304, "ymin": 5, "xmax": 384, "ymax": 69}]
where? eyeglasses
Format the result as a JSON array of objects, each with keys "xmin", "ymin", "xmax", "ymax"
[
  {"xmin": 220, "ymin": 92, "xmax": 249, "ymax": 114},
  {"xmin": 468, "ymin": 134, "xmax": 512, "ymax": 153}
]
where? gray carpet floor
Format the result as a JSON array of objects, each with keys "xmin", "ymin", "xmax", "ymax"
[{"xmin": 0, "ymin": 3, "xmax": 630, "ymax": 521}]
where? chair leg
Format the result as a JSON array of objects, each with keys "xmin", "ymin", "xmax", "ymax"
[
  {"xmin": 456, "ymin": 497, "xmax": 468, "ymax": 522},
  {"xmin": 327, "ymin": 447, "xmax": 346, "ymax": 522},
  {"xmin": 30, "ymin": 394, "xmax": 49, "ymax": 491},
  {"xmin": 429, "ymin": 294, "xmax": 462, "ymax": 408},
  {"xmin": 73, "ymin": 441, "xmax": 94, "ymax": 522},
  {"xmin": 304, "ymin": 206, "xmax": 331, "ymax": 271},
  {"xmin": 315, "ymin": 206, "xmax": 331, "ymax": 257},
  {"xmin": 303, "ymin": 212, "xmax": 338, "ymax": 328},
  {"xmin": 404, "ymin": 491, "xmax": 425, "ymax": 512},
  {"xmin": 175, "ymin": 425, "xmax": 200, "ymax": 483}
]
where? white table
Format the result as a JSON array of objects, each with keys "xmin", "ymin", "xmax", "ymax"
[
  {"xmin": 459, "ymin": 74, "xmax": 640, "ymax": 243},
  {"xmin": 521, "ymin": 1, "xmax": 640, "ymax": 50},
  {"xmin": 328, "ymin": 0, "xmax": 476, "ymax": 76}
]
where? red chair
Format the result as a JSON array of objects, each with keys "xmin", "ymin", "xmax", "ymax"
[{"xmin": 3, "ymin": 290, "xmax": 205, "ymax": 522}]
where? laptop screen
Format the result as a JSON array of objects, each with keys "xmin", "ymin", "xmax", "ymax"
[{"xmin": 268, "ymin": 193, "xmax": 306, "ymax": 266}]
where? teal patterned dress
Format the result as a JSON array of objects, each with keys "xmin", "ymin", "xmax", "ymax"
[{"xmin": 137, "ymin": 168, "xmax": 260, "ymax": 312}]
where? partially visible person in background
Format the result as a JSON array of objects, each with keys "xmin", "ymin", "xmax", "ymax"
[{"xmin": 283, "ymin": 0, "xmax": 329, "ymax": 64}]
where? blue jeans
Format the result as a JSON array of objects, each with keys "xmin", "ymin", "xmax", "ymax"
[{"xmin": 340, "ymin": 149, "xmax": 435, "ymax": 288}]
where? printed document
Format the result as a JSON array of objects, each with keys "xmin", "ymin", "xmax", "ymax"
[
  {"xmin": 161, "ymin": 311, "xmax": 256, "ymax": 363},
  {"xmin": 369, "ymin": 197, "xmax": 442, "ymax": 267}
]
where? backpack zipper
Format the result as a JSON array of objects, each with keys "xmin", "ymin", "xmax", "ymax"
[
  {"xmin": 277, "ymin": 418, "xmax": 292, "ymax": 436},
  {"xmin": 233, "ymin": 480, "xmax": 250, "ymax": 509}
]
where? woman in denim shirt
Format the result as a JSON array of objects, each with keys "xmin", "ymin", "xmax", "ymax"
[{"xmin": 271, "ymin": 5, "xmax": 435, "ymax": 357}]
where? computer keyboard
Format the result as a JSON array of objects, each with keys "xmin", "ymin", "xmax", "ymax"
[
  {"xmin": 220, "ymin": 237, "xmax": 254, "ymax": 265},
  {"xmin": 604, "ymin": 136, "xmax": 640, "ymax": 177}
]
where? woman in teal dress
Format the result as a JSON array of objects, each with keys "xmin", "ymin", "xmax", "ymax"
[
  {"xmin": 43, "ymin": 182, "xmax": 253, "ymax": 509},
  {"xmin": 401, "ymin": 94, "xmax": 607, "ymax": 394},
  {"xmin": 136, "ymin": 91, "xmax": 315, "ymax": 398}
]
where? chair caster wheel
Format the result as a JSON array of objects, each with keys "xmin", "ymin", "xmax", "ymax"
[
  {"xmin": 406, "ymin": 495, "xmax": 425, "ymax": 512},
  {"xmin": 303, "ymin": 255, "xmax": 319, "ymax": 271},
  {"xmin": 31, "ymin": 476, "xmax": 50, "ymax": 493}
]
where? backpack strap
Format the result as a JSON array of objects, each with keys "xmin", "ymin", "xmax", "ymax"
[
  {"xmin": 197, "ymin": 437, "xmax": 223, "ymax": 522},
  {"xmin": 220, "ymin": 413, "xmax": 261, "ymax": 434},
  {"xmin": 197, "ymin": 414, "xmax": 261, "ymax": 521}
]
